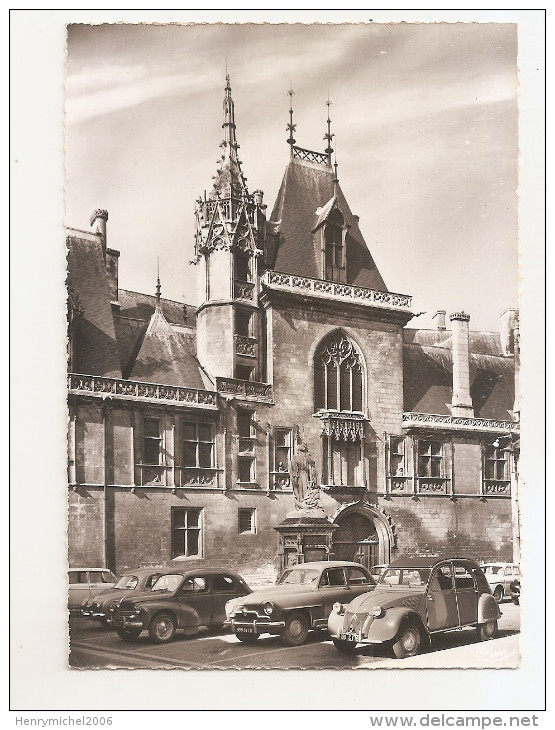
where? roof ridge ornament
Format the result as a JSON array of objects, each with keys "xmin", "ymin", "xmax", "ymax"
[
  {"xmin": 287, "ymin": 87, "xmax": 296, "ymax": 155},
  {"xmin": 324, "ymin": 93, "xmax": 334, "ymax": 166}
]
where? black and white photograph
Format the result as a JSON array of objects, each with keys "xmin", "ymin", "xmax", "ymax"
[{"xmin": 10, "ymin": 8, "xmax": 546, "ymax": 716}]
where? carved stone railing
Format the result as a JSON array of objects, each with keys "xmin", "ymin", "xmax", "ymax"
[
  {"xmin": 216, "ymin": 377, "xmax": 273, "ymax": 402},
  {"xmin": 68, "ymin": 374, "xmax": 218, "ymax": 408},
  {"xmin": 235, "ymin": 335, "xmax": 257, "ymax": 357},
  {"xmin": 262, "ymin": 271, "xmax": 412, "ymax": 311},
  {"xmin": 316, "ymin": 411, "xmax": 367, "ymax": 441},
  {"xmin": 387, "ymin": 476, "xmax": 411, "ymax": 494},
  {"xmin": 270, "ymin": 470, "xmax": 291, "ymax": 490},
  {"xmin": 482, "ymin": 479, "xmax": 511, "ymax": 496},
  {"xmin": 402, "ymin": 412, "xmax": 519, "ymax": 434},
  {"xmin": 177, "ymin": 467, "xmax": 221, "ymax": 488},
  {"xmin": 292, "ymin": 145, "xmax": 329, "ymax": 165},
  {"xmin": 234, "ymin": 280, "xmax": 255, "ymax": 300}
]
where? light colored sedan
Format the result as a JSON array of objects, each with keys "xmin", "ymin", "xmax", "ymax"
[
  {"xmin": 480, "ymin": 562, "xmax": 521, "ymax": 603},
  {"xmin": 68, "ymin": 568, "xmax": 117, "ymax": 612}
]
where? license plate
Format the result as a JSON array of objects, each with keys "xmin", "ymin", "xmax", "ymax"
[
  {"xmin": 236, "ymin": 626, "xmax": 256, "ymax": 634},
  {"xmin": 339, "ymin": 633, "xmax": 358, "ymax": 642}
]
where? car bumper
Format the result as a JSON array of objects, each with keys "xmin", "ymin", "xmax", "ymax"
[
  {"xmin": 110, "ymin": 614, "xmax": 146, "ymax": 630},
  {"xmin": 81, "ymin": 609, "xmax": 108, "ymax": 620},
  {"xmin": 225, "ymin": 618, "xmax": 286, "ymax": 635}
]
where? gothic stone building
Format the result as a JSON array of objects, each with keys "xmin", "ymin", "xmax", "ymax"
[{"xmin": 67, "ymin": 78, "xmax": 520, "ymax": 583}]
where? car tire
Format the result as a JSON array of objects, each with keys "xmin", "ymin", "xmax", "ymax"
[
  {"xmin": 282, "ymin": 611, "xmax": 310, "ymax": 646},
  {"xmin": 392, "ymin": 622, "xmax": 422, "ymax": 659},
  {"xmin": 236, "ymin": 632, "xmax": 260, "ymax": 643},
  {"xmin": 149, "ymin": 613, "xmax": 177, "ymax": 644},
  {"xmin": 332, "ymin": 637, "xmax": 358, "ymax": 653},
  {"xmin": 477, "ymin": 619, "xmax": 498, "ymax": 641},
  {"xmin": 116, "ymin": 627, "xmax": 142, "ymax": 641},
  {"xmin": 493, "ymin": 585, "xmax": 503, "ymax": 603}
]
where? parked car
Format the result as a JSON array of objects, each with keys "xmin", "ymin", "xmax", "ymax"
[
  {"xmin": 81, "ymin": 566, "xmax": 171, "ymax": 626},
  {"xmin": 68, "ymin": 568, "xmax": 117, "ymax": 612},
  {"xmin": 510, "ymin": 577, "xmax": 521, "ymax": 605},
  {"xmin": 224, "ymin": 561, "xmax": 375, "ymax": 646},
  {"xmin": 369, "ymin": 564, "xmax": 388, "ymax": 581},
  {"xmin": 328, "ymin": 557, "xmax": 501, "ymax": 658},
  {"xmin": 110, "ymin": 568, "xmax": 251, "ymax": 643},
  {"xmin": 480, "ymin": 562, "xmax": 521, "ymax": 603}
]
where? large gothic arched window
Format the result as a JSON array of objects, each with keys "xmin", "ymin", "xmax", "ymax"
[{"xmin": 314, "ymin": 332, "xmax": 363, "ymax": 413}]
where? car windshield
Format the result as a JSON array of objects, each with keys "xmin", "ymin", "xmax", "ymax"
[
  {"xmin": 150, "ymin": 574, "xmax": 182, "ymax": 592},
  {"xmin": 482, "ymin": 565, "xmax": 504, "ymax": 576},
  {"xmin": 379, "ymin": 568, "xmax": 431, "ymax": 587},
  {"xmin": 114, "ymin": 575, "xmax": 139, "ymax": 590},
  {"xmin": 277, "ymin": 568, "xmax": 320, "ymax": 585}
]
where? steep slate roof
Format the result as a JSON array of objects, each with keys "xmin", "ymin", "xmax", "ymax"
[
  {"xmin": 403, "ymin": 329, "xmax": 515, "ymax": 420},
  {"xmin": 269, "ymin": 158, "xmax": 388, "ymax": 290},
  {"xmin": 118, "ymin": 289, "xmax": 195, "ymax": 328},
  {"xmin": 127, "ymin": 304, "xmax": 205, "ymax": 389},
  {"xmin": 66, "ymin": 230, "xmax": 121, "ymax": 377}
]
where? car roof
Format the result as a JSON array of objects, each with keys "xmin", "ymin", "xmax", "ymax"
[
  {"xmin": 388, "ymin": 556, "xmax": 481, "ymax": 569},
  {"xmin": 283, "ymin": 561, "xmax": 368, "ymax": 570},
  {"xmin": 68, "ymin": 567, "xmax": 114, "ymax": 572},
  {"xmin": 156, "ymin": 567, "xmax": 246, "ymax": 579},
  {"xmin": 118, "ymin": 566, "xmax": 173, "ymax": 577},
  {"xmin": 480, "ymin": 562, "xmax": 516, "ymax": 567}
]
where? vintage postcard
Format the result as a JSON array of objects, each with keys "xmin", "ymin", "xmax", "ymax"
[{"xmin": 11, "ymin": 9, "xmax": 545, "ymax": 715}]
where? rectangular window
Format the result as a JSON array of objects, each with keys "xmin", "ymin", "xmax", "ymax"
[
  {"xmin": 484, "ymin": 444, "xmax": 508, "ymax": 480},
  {"xmin": 235, "ymin": 311, "xmax": 251, "ymax": 337},
  {"xmin": 274, "ymin": 428, "xmax": 292, "ymax": 472},
  {"xmin": 323, "ymin": 439, "xmax": 361, "ymax": 486},
  {"xmin": 238, "ymin": 457, "xmax": 254, "ymax": 483},
  {"xmin": 235, "ymin": 364, "xmax": 254, "ymax": 381},
  {"xmin": 182, "ymin": 421, "xmax": 214, "ymax": 468},
  {"xmin": 389, "ymin": 437, "xmax": 406, "ymax": 476},
  {"xmin": 171, "ymin": 508, "xmax": 203, "ymax": 559},
  {"xmin": 143, "ymin": 418, "xmax": 161, "ymax": 465},
  {"xmin": 417, "ymin": 440, "xmax": 443, "ymax": 477},
  {"xmin": 238, "ymin": 508, "xmax": 256, "ymax": 534},
  {"xmin": 234, "ymin": 253, "xmax": 250, "ymax": 282}
]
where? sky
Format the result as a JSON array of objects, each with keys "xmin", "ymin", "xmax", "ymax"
[{"xmin": 65, "ymin": 22, "xmax": 519, "ymax": 332}]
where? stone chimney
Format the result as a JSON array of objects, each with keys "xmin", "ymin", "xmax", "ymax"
[
  {"xmin": 90, "ymin": 209, "xmax": 108, "ymax": 253},
  {"xmin": 450, "ymin": 311, "xmax": 474, "ymax": 417},
  {"xmin": 499, "ymin": 308, "xmax": 519, "ymax": 356},
  {"xmin": 432, "ymin": 309, "xmax": 447, "ymax": 331}
]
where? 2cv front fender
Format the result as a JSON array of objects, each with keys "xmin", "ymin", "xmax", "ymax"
[
  {"xmin": 478, "ymin": 593, "xmax": 501, "ymax": 623},
  {"xmin": 365, "ymin": 606, "xmax": 427, "ymax": 643}
]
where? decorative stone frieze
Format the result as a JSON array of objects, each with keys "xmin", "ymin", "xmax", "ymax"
[{"xmin": 402, "ymin": 412, "xmax": 519, "ymax": 434}]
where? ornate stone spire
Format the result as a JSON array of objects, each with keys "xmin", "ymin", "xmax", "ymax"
[
  {"xmin": 155, "ymin": 257, "xmax": 161, "ymax": 308},
  {"xmin": 212, "ymin": 74, "xmax": 247, "ymax": 199}
]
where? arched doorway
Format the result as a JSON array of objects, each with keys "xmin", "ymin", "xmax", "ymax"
[{"xmin": 332, "ymin": 505, "xmax": 393, "ymax": 569}]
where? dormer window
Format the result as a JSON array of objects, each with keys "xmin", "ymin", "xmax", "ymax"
[{"xmin": 324, "ymin": 209, "xmax": 346, "ymax": 282}]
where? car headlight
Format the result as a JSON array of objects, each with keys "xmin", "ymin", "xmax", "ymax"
[
  {"xmin": 131, "ymin": 603, "xmax": 143, "ymax": 613},
  {"xmin": 263, "ymin": 602, "xmax": 274, "ymax": 616},
  {"xmin": 372, "ymin": 605, "xmax": 384, "ymax": 618},
  {"xmin": 333, "ymin": 602, "xmax": 345, "ymax": 615}
]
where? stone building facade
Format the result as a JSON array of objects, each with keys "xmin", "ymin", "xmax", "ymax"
[{"xmin": 67, "ymin": 78, "xmax": 520, "ymax": 583}]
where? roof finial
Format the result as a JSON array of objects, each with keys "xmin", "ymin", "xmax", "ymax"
[
  {"xmin": 287, "ymin": 85, "xmax": 296, "ymax": 156},
  {"xmin": 324, "ymin": 93, "xmax": 334, "ymax": 165},
  {"xmin": 155, "ymin": 256, "xmax": 161, "ymax": 306},
  {"xmin": 333, "ymin": 140, "xmax": 339, "ymax": 195}
]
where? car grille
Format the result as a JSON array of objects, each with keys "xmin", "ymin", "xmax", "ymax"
[
  {"xmin": 110, "ymin": 608, "xmax": 136, "ymax": 626},
  {"xmin": 343, "ymin": 611, "xmax": 370, "ymax": 633},
  {"xmin": 233, "ymin": 607, "xmax": 270, "ymax": 622}
]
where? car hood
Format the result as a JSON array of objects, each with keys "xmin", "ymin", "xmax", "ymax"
[
  {"xmin": 231, "ymin": 584, "xmax": 315, "ymax": 606},
  {"xmin": 89, "ymin": 588, "xmax": 132, "ymax": 605},
  {"xmin": 118, "ymin": 590, "xmax": 175, "ymax": 608},
  {"xmin": 347, "ymin": 586, "xmax": 425, "ymax": 612}
]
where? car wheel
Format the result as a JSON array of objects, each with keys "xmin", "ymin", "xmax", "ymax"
[
  {"xmin": 332, "ymin": 637, "xmax": 358, "ymax": 653},
  {"xmin": 493, "ymin": 585, "xmax": 503, "ymax": 603},
  {"xmin": 116, "ymin": 627, "xmax": 142, "ymax": 641},
  {"xmin": 392, "ymin": 623, "xmax": 422, "ymax": 659},
  {"xmin": 477, "ymin": 619, "xmax": 498, "ymax": 641},
  {"xmin": 149, "ymin": 613, "xmax": 177, "ymax": 644},
  {"xmin": 282, "ymin": 612, "xmax": 310, "ymax": 646},
  {"xmin": 236, "ymin": 633, "xmax": 260, "ymax": 643}
]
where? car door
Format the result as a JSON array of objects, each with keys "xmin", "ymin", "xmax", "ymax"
[
  {"xmin": 318, "ymin": 567, "xmax": 351, "ymax": 616},
  {"xmin": 176, "ymin": 576, "xmax": 212, "ymax": 628},
  {"xmin": 427, "ymin": 563, "xmax": 459, "ymax": 631},
  {"xmin": 345, "ymin": 566, "xmax": 374, "ymax": 600},
  {"xmin": 453, "ymin": 562, "xmax": 479, "ymax": 626},
  {"xmin": 210, "ymin": 574, "xmax": 247, "ymax": 625}
]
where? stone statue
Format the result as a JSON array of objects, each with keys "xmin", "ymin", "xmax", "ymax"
[{"xmin": 290, "ymin": 443, "xmax": 321, "ymax": 510}]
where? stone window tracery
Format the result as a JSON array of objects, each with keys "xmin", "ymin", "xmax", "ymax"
[{"xmin": 314, "ymin": 332, "xmax": 363, "ymax": 413}]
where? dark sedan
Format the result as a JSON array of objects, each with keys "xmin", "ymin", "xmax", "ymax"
[{"xmin": 110, "ymin": 568, "xmax": 251, "ymax": 643}]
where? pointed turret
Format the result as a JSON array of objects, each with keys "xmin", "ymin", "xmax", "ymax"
[{"xmin": 193, "ymin": 75, "xmax": 268, "ymax": 382}]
